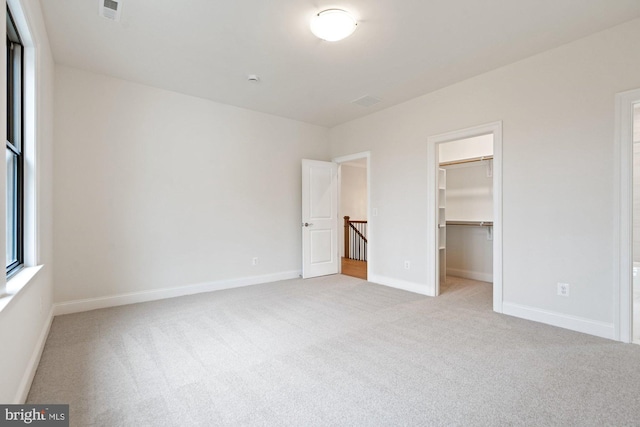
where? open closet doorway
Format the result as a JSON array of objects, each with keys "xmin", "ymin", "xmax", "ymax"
[
  {"xmin": 427, "ymin": 122, "xmax": 503, "ymax": 313},
  {"xmin": 615, "ymin": 87, "xmax": 640, "ymax": 343},
  {"xmin": 334, "ymin": 152, "xmax": 371, "ymax": 280},
  {"xmin": 439, "ymin": 135, "xmax": 494, "ymax": 295}
]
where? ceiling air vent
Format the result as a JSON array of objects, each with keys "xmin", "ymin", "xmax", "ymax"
[
  {"xmin": 99, "ymin": 0, "xmax": 122, "ymax": 21},
  {"xmin": 351, "ymin": 95, "xmax": 382, "ymax": 108}
]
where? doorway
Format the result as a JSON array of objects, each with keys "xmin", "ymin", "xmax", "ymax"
[
  {"xmin": 438, "ymin": 135, "xmax": 494, "ymax": 295},
  {"xmin": 334, "ymin": 152, "xmax": 371, "ymax": 280},
  {"xmin": 615, "ymin": 88, "xmax": 640, "ymax": 343},
  {"xmin": 427, "ymin": 122, "xmax": 503, "ymax": 313},
  {"xmin": 301, "ymin": 153, "xmax": 371, "ymax": 280},
  {"xmin": 626, "ymin": 98, "xmax": 640, "ymax": 344}
]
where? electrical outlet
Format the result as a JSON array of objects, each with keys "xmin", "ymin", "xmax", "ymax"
[
  {"xmin": 252, "ymin": 257, "xmax": 258, "ymax": 266},
  {"xmin": 404, "ymin": 260, "xmax": 411, "ymax": 270},
  {"xmin": 373, "ymin": 208, "xmax": 379, "ymax": 217},
  {"xmin": 557, "ymin": 282, "xmax": 570, "ymax": 297}
]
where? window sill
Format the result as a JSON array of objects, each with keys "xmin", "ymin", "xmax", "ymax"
[{"xmin": 0, "ymin": 265, "xmax": 43, "ymax": 314}]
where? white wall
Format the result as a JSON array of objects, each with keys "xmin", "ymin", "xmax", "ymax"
[
  {"xmin": 340, "ymin": 164, "xmax": 368, "ymax": 221},
  {"xmin": 329, "ymin": 18, "xmax": 640, "ymax": 337},
  {"xmin": 447, "ymin": 226, "xmax": 493, "ymax": 282},
  {"xmin": 0, "ymin": 0, "xmax": 55, "ymax": 403},
  {"xmin": 53, "ymin": 66, "xmax": 329, "ymax": 304}
]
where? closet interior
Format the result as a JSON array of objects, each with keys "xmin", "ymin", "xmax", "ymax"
[{"xmin": 438, "ymin": 135, "xmax": 494, "ymax": 291}]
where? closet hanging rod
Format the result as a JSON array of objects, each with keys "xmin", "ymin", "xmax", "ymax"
[
  {"xmin": 446, "ymin": 220, "xmax": 493, "ymax": 227},
  {"xmin": 439, "ymin": 155, "xmax": 493, "ymax": 167}
]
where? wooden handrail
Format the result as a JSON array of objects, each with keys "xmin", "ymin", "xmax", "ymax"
[{"xmin": 349, "ymin": 223, "xmax": 367, "ymax": 242}]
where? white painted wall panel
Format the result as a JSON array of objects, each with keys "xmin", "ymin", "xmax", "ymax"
[{"xmin": 53, "ymin": 67, "xmax": 329, "ymax": 302}]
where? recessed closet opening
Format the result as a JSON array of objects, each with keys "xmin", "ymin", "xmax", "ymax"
[
  {"xmin": 427, "ymin": 121, "xmax": 502, "ymax": 311},
  {"xmin": 438, "ymin": 135, "xmax": 494, "ymax": 295}
]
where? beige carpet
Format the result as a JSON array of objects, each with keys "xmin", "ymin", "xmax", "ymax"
[{"xmin": 27, "ymin": 275, "xmax": 640, "ymax": 426}]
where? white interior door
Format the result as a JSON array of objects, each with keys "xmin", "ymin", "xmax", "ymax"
[{"xmin": 302, "ymin": 159, "xmax": 339, "ymax": 278}]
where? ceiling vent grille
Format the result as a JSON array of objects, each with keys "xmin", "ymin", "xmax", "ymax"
[
  {"xmin": 351, "ymin": 95, "xmax": 382, "ymax": 108},
  {"xmin": 99, "ymin": 0, "xmax": 122, "ymax": 21}
]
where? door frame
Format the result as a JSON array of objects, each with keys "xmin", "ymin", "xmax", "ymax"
[
  {"xmin": 427, "ymin": 122, "xmax": 503, "ymax": 313},
  {"xmin": 614, "ymin": 88, "xmax": 640, "ymax": 343},
  {"xmin": 333, "ymin": 151, "xmax": 372, "ymax": 278}
]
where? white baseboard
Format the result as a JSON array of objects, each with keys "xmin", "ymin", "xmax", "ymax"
[
  {"xmin": 368, "ymin": 274, "xmax": 432, "ymax": 296},
  {"xmin": 446, "ymin": 268, "xmax": 493, "ymax": 283},
  {"xmin": 502, "ymin": 302, "xmax": 615, "ymax": 340},
  {"xmin": 14, "ymin": 306, "xmax": 54, "ymax": 403},
  {"xmin": 53, "ymin": 270, "xmax": 301, "ymax": 316}
]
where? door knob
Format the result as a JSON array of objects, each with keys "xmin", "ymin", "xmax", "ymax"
[{"xmin": 303, "ymin": 222, "xmax": 314, "ymax": 227}]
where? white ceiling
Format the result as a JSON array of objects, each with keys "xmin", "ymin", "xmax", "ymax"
[{"xmin": 40, "ymin": 0, "xmax": 640, "ymax": 128}]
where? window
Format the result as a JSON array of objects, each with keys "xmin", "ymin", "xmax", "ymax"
[{"xmin": 6, "ymin": 7, "xmax": 23, "ymax": 277}]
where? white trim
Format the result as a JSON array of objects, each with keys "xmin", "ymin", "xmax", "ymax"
[
  {"xmin": 1, "ymin": 265, "xmax": 43, "ymax": 313},
  {"xmin": 614, "ymin": 88, "xmax": 640, "ymax": 343},
  {"xmin": 426, "ymin": 122, "xmax": 503, "ymax": 311},
  {"xmin": 332, "ymin": 151, "xmax": 371, "ymax": 164},
  {"xmin": 336, "ymin": 165, "xmax": 343, "ymax": 272},
  {"xmin": 333, "ymin": 151, "xmax": 371, "ymax": 279},
  {"xmin": 503, "ymin": 302, "xmax": 615, "ymax": 340},
  {"xmin": 427, "ymin": 138, "xmax": 439, "ymax": 297},
  {"xmin": 14, "ymin": 305, "xmax": 54, "ymax": 403},
  {"xmin": 368, "ymin": 274, "xmax": 431, "ymax": 296},
  {"xmin": 446, "ymin": 269, "xmax": 493, "ymax": 283},
  {"xmin": 53, "ymin": 270, "xmax": 301, "ymax": 316},
  {"xmin": 6, "ymin": 0, "xmax": 34, "ymax": 46},
  {"xmin": 7, "ymin": 0, "xmax": 40, "ymax": 268}
]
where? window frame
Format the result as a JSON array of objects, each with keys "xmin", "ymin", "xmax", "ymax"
[{"xmin": 6, "ymin": 6, "xmax": 24, "ymax": 277}]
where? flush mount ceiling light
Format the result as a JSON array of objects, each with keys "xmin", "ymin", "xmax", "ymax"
[{"xmin": 310, "ymin": 9, "xmax": 357, "ymax": 42}]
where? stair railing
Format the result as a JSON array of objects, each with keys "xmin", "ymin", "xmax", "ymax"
[{"xmin": 344, "ymin": 216, "xmax": 368, "ymax": 261}]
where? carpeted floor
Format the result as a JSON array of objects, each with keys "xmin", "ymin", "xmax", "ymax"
[{"xmin": 27, "ymin": 275, "xmax": 640, "ymax": 426}]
